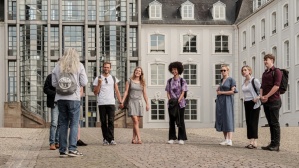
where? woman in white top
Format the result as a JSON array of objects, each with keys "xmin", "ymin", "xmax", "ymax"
[{"xmin": 241, "ymin": 65, "xmax": 261, "ymax": 149}]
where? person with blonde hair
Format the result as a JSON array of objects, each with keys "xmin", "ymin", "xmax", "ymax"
[
  {"xmin": 121, "ymin": 67, "xmax": 149, "ymax": 144},
  {"xmin": 52, "ymin": 48, "xmax": 88, "ymax": 157},
  {"xmin": 215, "ymin": 65, "xmax": 237, "ymax": 146},
  {"xmin": 241, "ymin": 65, "xmax": 261, "ymax": 149}
]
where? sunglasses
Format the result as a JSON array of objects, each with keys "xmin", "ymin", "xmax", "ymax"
[
  {"xmin": 105, "ymin": 78, "xmax": 108, "ymax": 84},
  {"xmin": 220, "ymin": 70, "xmax": 227, "ymax": 72}
]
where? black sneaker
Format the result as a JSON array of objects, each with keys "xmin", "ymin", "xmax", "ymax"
[
  {"xmin": 68, "ymin": 150, "xmax": 83, "ymax": 157},
  {"xmin": 77, "ymin": 139, "xmax": 88, "ymax": 146},
  {"xmin": 59, "ymin": 152, "xmax": 68, "ymax": 158}
]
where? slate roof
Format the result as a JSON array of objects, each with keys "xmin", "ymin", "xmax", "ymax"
[{"xmin": 141, "ymin": 0, "xmax": 241, "ymax": 25}]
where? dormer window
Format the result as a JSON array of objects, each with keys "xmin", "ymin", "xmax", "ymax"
[
  {"xmin": 149, "ymin": 0, "xmax": 162, "ymax": 20},
  {"xmin": 181, "ymin": 0, "xmax": 194, "ymax": 20},
  {"xmin": 212, "ymin": 1, "xmax": 226, "ymax": 20}
]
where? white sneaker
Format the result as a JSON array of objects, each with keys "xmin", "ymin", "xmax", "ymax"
[
  {"xmin": 219, "ymin": 140, "xmax": 228, "ymax": 145},
  {"xmin": 178, "ymin": 140, "xmax": 184, "ymax": 145},
  {"xmin": 167, "ymin": 140, "xmax": 174, "ymax": 144},
  {"xmin": 227, "ymin": 140, "xmax": 233, "ymax": 146}
]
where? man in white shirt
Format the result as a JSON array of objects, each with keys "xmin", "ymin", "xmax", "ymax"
[{"xmin": 93, "ymin": 62, "xmax": 122, "ymax": 145}]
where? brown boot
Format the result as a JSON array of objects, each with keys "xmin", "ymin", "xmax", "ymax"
[
  {"xmin": 55, "ymin": 143, "xmax": 59, "ymax": 148},
  {"xmin": 50, "ymin": 144, "xmax": 56, "ymax": 150}
]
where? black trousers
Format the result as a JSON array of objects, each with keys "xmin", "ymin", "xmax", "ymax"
[
  {"xmin": 98, "ymin": 105, "xmax": 115, "ymax": 143},
  {"xmin": 168, "ymin": 108, "xmax": 187, "ymax": 141},
  {"xmin": 244, "ymin": 100, "xmax": 260, "ymax": 139},
  {"xmin": 263, "ymin": 99, "xmax": 281, "ymax": 146}
]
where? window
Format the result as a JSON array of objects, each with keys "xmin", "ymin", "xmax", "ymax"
[
  {"xmin": 297, "ymin": 35, "xmax": 299, "ymax": 64},
  {"xmin": 213, "ymin": 1, "xmax": 226, "ymax": 20},
  {"xmin": 183, "ymin": 35, "xmax": 197, "ymax": 53},
  {"xmin": 297, "ymin": 0, "xmax": 299, "ymax": 21},
  {"xmin": 261, "ymin": 19, "xmax": 265, "ymax": 40},
  {"xmin": 181, "ymin": 1, "xmax": 194, "ymax": 20},
  {"xmin": 51, "ymin": 0, "xmax": 59, "ymax": 20},
  {"xmin": 8, "ymin": 61, "xmax": 17, "ymax": 102},
  {"xmin": 8, "ymin": 26, "xmax": 17, "ymax": 56},
  {"xmin": 243, "ymin": 61, "xmax": 247, "ymax": 66},
  {"xmin": 283, "ymin": 4, "xmax": 288, "ymax": 28},
  {"xmin": 50, "ymin": 26, "xmax": 59, "ymax": 57},
  {"xmin": 151, "ymin": 99, "xmax": 165, "ymax": 120},
  {"xmin": 129, "ymin": 1, "xmax": 137, "ymax": 22},
  {"xmin": 185, "ymin": 99, "xmax": 197, "ymax": 120},
  {"xmin": 297, "ymin": 81, "xmax": 299, "ymax": 110},
  {"xmin": 251, "ymin": 25, "xmax": 255, "ymax": 45},
  {"xmin": 19, "ymin": 0, "xmax": 45, "ymax": 20},
  {"xmin": 253, "ymin": 0, "xmax": 262, "ymax": 11},
  {"xmin": 130, "ymin": 61, "xmax": 138, "ymax": 75},
  {"xmin": 63, "ymin": 26, "xmax": 84, "ymax": 59},
  {"xmin": 183, "ymin": 64, "xmax": 197, "ymax": 85},
  {"xmin": 285, "ymin": 84, "xmax": 290, "ymax": 111},
  {"xmin": 8, "ymin": 0, "xmax": 17, "ymax": 20},
  {"xmin": 243, "ymin": 31, "xmax": 246, "ymax": 50},
  {"xmin": 149, "ymin": 1, "xmax": 162, "ymax": 19},
  {"xmin": 150, "ymin": 64, "xmax": 165, "ymax": 85},
  {"xmin": 272, "ymin": 46, "xmax": 277, "ymax": 67},
  {"xmin": 88, "ymin": 0, "xmax": 96, "ymax": 21},
  {"xmin": 130, "ymin": 28, "xmax": 138, "ymax": 57},
  {"xmin": 87, "ymin": 61, "xmax": 97, "ymax": 92},
  {"xmin": 150, "ymin": 34, "xmax": 165, "ymax": 53},
  {"xmin": 261, "ymin": 52, "xmax": 266, "ymax": 74},
  {"xmin": 62, "ymin": 0, "xmax": 85, "ymax": 21},
  {"xmin": 252, "ymin": 57, "xmax": 256, "ymax": 77},
  {"xmin": 215, "ymin": 64, "xmax": 228, "ymax": 85},
  {"xmin": 215, "ymin": 35, "xmax": 229, "ymax": 53},
  {"xmin": 284, "ymin": 41, "xmax": 289, "ymax": 67},
  {"xmin": 88, "ymin": 27, "xmax": 96, "ymax": 57},
  {"xmin": 99, "ymin": 0, "xmax": 127, "ymax": 21},
  {"xmin": 271, "ymin": 12, "xmax": 276, "ymax": 34}
]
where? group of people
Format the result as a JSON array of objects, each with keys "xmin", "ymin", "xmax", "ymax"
[
  {"xmin": 44, "ymin": 48, "xmax": 282, "ymax": 158},
  {"xmin": 215, "ymin": 54, "xmax": 282, "ymax": 152}
]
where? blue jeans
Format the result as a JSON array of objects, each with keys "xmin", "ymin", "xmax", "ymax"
[
  {"xmin": 57, "ymin": 100, "xmax": 80, "ymax": 153},
  {"xmin": 49, "ymin": 105, "xmax": 59, "ymax": 145}
]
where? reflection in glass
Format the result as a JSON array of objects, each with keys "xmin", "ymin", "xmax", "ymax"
[
  {"xmin": 215, "ymin": 35, "xmax": 229, "ymax": 53},
  {"xmin": 150, "ymin": 34, "xmax": 165, "ymax": 52},
  {"xmin": 183, "ymin": 35, "xmax": 196, "ymax": 53},
  {"xmin": 8, "ymin": 26, "xmax": 17, "ymax": 56},
  {"xmin": 99, "ymin": 0, "xmax": 127, "ymax": 21},
  {"xmin": 62, "ymin": 0, "xmax": 85, "ymax": 21},
  {"xmin": 63, "ymin": 26, "xmax": 84, "ymax": 59}
]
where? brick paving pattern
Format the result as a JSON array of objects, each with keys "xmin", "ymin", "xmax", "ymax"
[{"xmin": 0, "ymin": 127, "xmax": 299, "ymax": 168}]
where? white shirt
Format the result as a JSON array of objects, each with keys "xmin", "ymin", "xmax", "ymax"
[
  {"xmin": 93, "ymin": 74, "xmax": 119, "ymax": 105},
  {"xmin": 241, "ymin": 77, "xmax": 262, "ymax": 109}
]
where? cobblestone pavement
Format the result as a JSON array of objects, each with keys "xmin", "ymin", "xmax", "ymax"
[{"xmin": 0, "ymin": 127, "xmax": 299, "ymax": 168}]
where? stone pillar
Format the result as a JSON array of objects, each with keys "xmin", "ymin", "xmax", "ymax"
[{"xmin": 4, "ymin": 102, "xmax": 22, "ymax": 127}]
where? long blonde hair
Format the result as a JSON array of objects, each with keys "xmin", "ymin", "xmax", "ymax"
[
  {"xmin": 59, "ymin": 48, "xmax": 80, "ymax": 73},
  {"xmin": 131, "ymin": 67, "xmax": 146, "ymax": 87}
]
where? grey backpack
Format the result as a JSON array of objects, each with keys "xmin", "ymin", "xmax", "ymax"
[{"xmin": 56, "ymin": 72, "xmax": 77, "ymax": 95}]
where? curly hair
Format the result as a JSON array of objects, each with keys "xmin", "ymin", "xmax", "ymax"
[
  {"xmin": 59, "ymin": 48, "xmax": 80, "ymax": 74},
  {"xmin": 168, "ymin": 61, "xmax": 184, "ymax": 75},
  {"xmin": 130, "ymin": 67, "xmax": 146, "ymax": 87}
]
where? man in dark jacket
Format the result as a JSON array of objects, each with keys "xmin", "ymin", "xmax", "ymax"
[{"xmin": 44, "ymin": 74, "xmax": 60, "ymax": 150}]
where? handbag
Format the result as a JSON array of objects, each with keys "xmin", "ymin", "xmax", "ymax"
[{"xmin": 123, "ymin": 79, "xmax": 131, "ymax": 109}]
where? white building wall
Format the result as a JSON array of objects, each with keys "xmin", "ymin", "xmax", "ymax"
[
  {"xmin": 237, "ymin": 0, "xmax": 299, "ymax": 127},
  {"xmin": 141, "ymin": 25, "xmax": 240, "ymax": 128},
  {"xmin": 0, "ymin": 23, "xmax": 5, "ymax": 127}
]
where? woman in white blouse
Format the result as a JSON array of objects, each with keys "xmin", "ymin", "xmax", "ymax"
[{"xmin": 241, "ymin": 65, "xmax": 261, "ymax": 149}]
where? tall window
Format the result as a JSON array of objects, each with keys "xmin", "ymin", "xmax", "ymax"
[
  {"xmin": 130, "ymin": 28, "xmax": 137, "ymax": 57},
  {"xmin": 215, "ymin": 35, "xmax": 229, "ymax": 53},
  {"xmin": 87, "ymin": 61, "xmax": 97, "ymax": 92},
  {"xmin": 261, "ymin": 52, "xmax": 266, "ymax": 73},
  {"xmin": 88, "ymin": 0, "xmax": 96, "ymax": 21},
  {"xmin": 8, "ymin": 0, "xmax": 17, "ymax": 20},
  {"xmin": 284, "ymin": 41, "xmax": 290, "ymax": 67},
  {"xmin": 130, "ymin": 61, "xmax": 138, "ymax": 75},
  {"xmin": 185, "ymin": 99, "xmax": 197, "ymax": 120},
  {"xmin": 51, "ymin": 0, "xmax": 59, "ymax": 20},
  {"xmin": 285, "ymin": 84, "xmax": 290, "ymax": 111},
  {"xmin": 252, "ymin": 57, "xmax": 256, "ymax": 77},
  {"xmin": 8, "ymin": 61, "xmax": 17, "ymax": 102},
  {"xmin": 151, "ymin": 99, "xmax": 165, "ymax": 120},
  {"xmin": 183, "ymin": 64, "xmax": 197, "ymax": 85},
  {"xmin": 272, "ymin": 46, "xmax": 277, "ymax": 67},
  {"xmin": 271, "ymin": 12, "xmax": 276, "ymax": 34},
  {"xmin": 150, "ymin": 34, "xmax": 165, "ymax": 53},
  {"xmin": 261, "ymin": 19, "xmax": 265, "ymax": 40},
  {"xmin": 243, "ymin": 31, "xmax": 246, "ymax": 50},
  {"xmin": 183, "ymin": 35, "xmax": 197, "ymax": 53},
  {"xmin": 50, "ymin": 26, "xmax": 59, "ymax": 57},
  {"xmin": 149, "ymin": 3, "xmax": 162, "ymax": 19},
  {"xmin": 215, "ymin": 64, "xmax": 228, "ymax": 85},
  {"xmin": 297, "ymin": 0, "xmax": 299, "ymax": 21},
  {"xmin": 297, "ymin": 35, "xmax": 299, "ymax": 64},
  {"xmin": 151, "ymin": 64, "xmax": 165, "ymax": 85},
  {"xmin": 8, "ymin": 26, "xmax": 17, "ymax": 56},
  {"xmin": 88, "ymin": 27, "xmax": 96, "ymax": 57},
  {"xmin": 283, "ymin": 4, "xmax": 289, "ymax": 28},
  {"xmin": 297, "ymin": 81, "xmax": 299, "ymax": 110},
  {"xmin": 251, "ymin": 26, "xmax": 255, "ymax": 45},
  {"xmin": 99, "ymin": 0, "xmax": 127, "ymax": 21}
]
